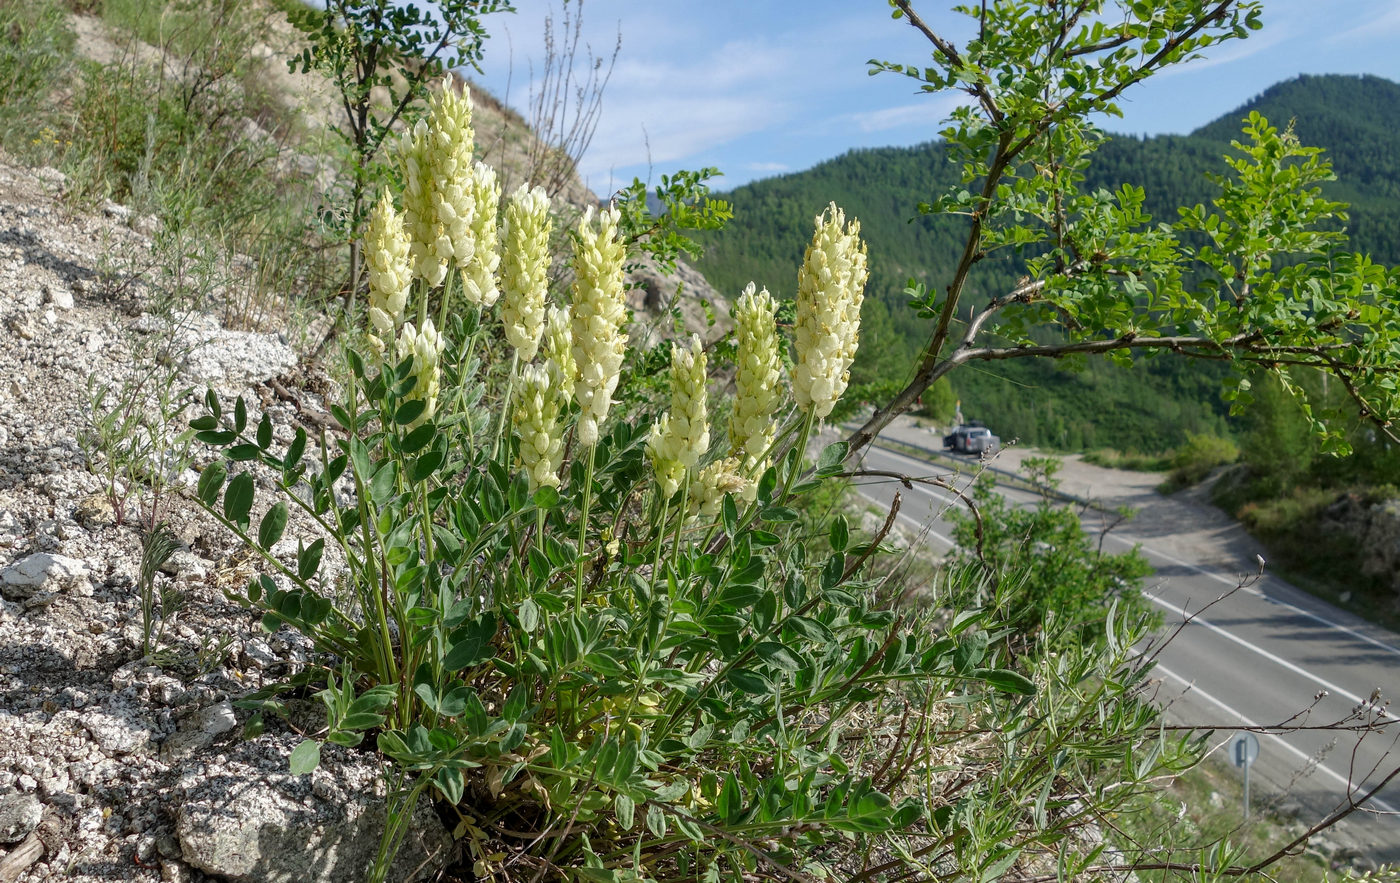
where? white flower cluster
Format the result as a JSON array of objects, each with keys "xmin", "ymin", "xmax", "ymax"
[
  {"xmin": 398, "ymin": 120, "xmax": 447, "ymax": 288},
  {"xmin": 728, "ymin": 283, "xmax": 783, "ymax": 471},
  {"xmin": 364, "ymin": 189, "xmax": 412, "ymax": 363},
  {"xmin": 395, "ymin": 320, "xmax": 444, "ymax": 426},
  {"xmin": 792, "ymin": 202, "xmax": 867, "ymax": 419},
  {"xmin": 501, "ymin": 185, "xmax": 553, "ymax": 360},
  {"xmin": 689, "ymin": 457, "xmax": 751, "ymax": 516},
  {"xmin": 513, "ymin": 363, "xmax": 566, "ymax": 489},
  {"xmin": 427, "ymin": 81, "xmax": 476, "ymax": 278},
  {"xmin": 647, "ymin": 335, "xmax": 710, "ymax": 499},
  {"xmin": 544, "ymin": 305, "xmax": 576, "ymax": 400},
  {"xmin": 460, "ymin": 161, "xmax": 500, "ymax": 307},
  {"xmin": 569, "ymin": 206, "xmax": 628, "ymax": 447}
]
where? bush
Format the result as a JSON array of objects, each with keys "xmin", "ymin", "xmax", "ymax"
[
  {"xmin": 1162, "ymin": 432, "xmax": 1239, "ymax": 491},
  {"xmin": 0, "ymin": 0, "xmax": 73, "ymax": 154}
]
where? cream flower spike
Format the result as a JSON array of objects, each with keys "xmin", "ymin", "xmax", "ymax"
[
  {"xmin": 513, "ymin": 363, "xmax": 565, "ymax": 490},
  {"xmin": 501, "ymin": 184, "xmax": 552, "ymax": 359},
  {"xmin": 729, "ymin": 283, "xmax": 783, "ymax": 471},
  {"xmin": 569, "ymin": 205, "xmax": 628, "ymax": 447},
  {"xmin": 544, "ymin": 305, "xmax": 576, "ymax": 400},
  {"xmin": 364, "ymin": 189, "xmax": 412, "ymax": 363},
  {"xmin": 427, "ymin": 79, "xmax": 475, "ymax": 276},
  {"xmin": 395, "ymin": 320, "xmax": 444, "ymax": 426},
  {"xmin": 398, "ymin": 120, "xmax": 447, "ymax": 287},
  {"xmin": 460, "ymin": 161, "xmax": 501, "ymax": 307},
  {"xmin": 792, "ymin": 202, "xmax": 867, "ymax": 419},
  {"xmin": 647, "ymin": 335, "xmax": 710, "ymax": 498}
]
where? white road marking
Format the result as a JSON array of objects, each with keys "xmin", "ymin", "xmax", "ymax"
[
  {"xmin": 1102, "ymin": 531, "xmax": 1400, "ymax": 660},
  {"xmin": 865, "ymin": 441, "xmax": 1400, "ymax": 660},
  {"xmin": 1154, "ymin": 662, "xmax": 1399, "ymax": 814}
]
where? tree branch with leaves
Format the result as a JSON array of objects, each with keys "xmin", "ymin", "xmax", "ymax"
[{"xmin": 848, "ymin": 0, "xmax": 1400, "ymax": 460}]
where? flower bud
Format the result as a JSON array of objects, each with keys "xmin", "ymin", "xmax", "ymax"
[
  {"xmin": 428, "ymin": 79, "xmax": 476, "ymax": 276},
  {"xmin": 792, "ymin": 202, "xmax": 867, "ymax": 419},
  {"xmin": 689, "ymin": 457, "xmax": 753, "ymax": 516}
]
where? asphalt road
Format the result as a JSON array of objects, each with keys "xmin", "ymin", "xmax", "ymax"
[{"xmin": 847, "ymin": 434, "xmax": 1400, "ymax": 861}]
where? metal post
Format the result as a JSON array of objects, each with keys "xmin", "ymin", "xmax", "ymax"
[{"xmin": 1243, "ymin": 762, "xmax": 1250, "ymax": 819}]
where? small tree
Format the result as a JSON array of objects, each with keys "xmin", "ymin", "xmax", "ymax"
[{"xmin": 285, "ymin": 0, "xmax": 515, "ymax": 289}]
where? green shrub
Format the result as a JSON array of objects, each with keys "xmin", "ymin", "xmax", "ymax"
[
  {"xmin": 1162, "ymin": 432, "xmax": 1239, "ymax": 491},
  {"xmin": 0, "ymin": 0, "xmax": 73, "ymax": 153}
]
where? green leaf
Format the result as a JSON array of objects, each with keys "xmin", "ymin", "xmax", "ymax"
[
  {"xmin": 297, "ymin": 538, "xmax": 325, "ymax": 580},
  {"xmin": 227, "ymin": 444, "xmax": 262, "ymax": 462},
  {"xmin": 645, "ymin": 804, "xmax": 667, "ymax": 838},
  {"xmin": 614, "ymin": 793, "xmax": 635, "ymax": 830},
  {"xmin": 233, "ymin": 396, "xmax": 248, "ymax": 434},
  {"xmin": 829, "ymin": 514, "xmax": 849, "ymax": 552},
  {"xmin": 974, "ymin": 668, "xmax": 1037, "ymax": 696},
  {"xmin": 395, "ymin": 398, "xmax": 427, "ymax": 426},
  {"xmin": 258, "ymin": 502, "xmax": 289, "ymax": 550},
  {"xmin": 284, "ymin": 427, "xmax": 307, "ymax": 472},
  {"xmin": 288, "ymin": 739, "xmax": 320, "ymax": 775},
  {"xmin": 754, "ymin": 641, "xmax": 803, "ymax": 671},
  {"xmin": 256, "ymin": 413, "xmax": 273, "ymax": 449},
  {"xmin": 726, "ymin": 668, "xmax": 770, "ymax": 694},
  {"xmin": 411, "ymin": 450, "xmax": 445, "ymax": 483},
  {"xmin": 400, "ymin": 422, "xmax": 435, "ymax": 454},
  {"xmin": 816, "ymin": 441, "xmax": 848, "ymax": 476},
  {"xmin": 224, "ymin": 472, "xmax": 255, "ymax": 526},
  {"xmin": 533, "ymin": 486, "xmax": 560, "ymax": 509},
  {"xmin": 197, "ymin": 462, "xmax": 227, "ymax": 506},
  {"xmin": 196, "ymin": 429, "xmax": 238, "ymax": 446},
  {"xmin": 435, "ymin": 766, "xmax": 464, "ymax": 805}
]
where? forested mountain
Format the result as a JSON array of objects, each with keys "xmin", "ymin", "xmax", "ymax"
[{"xmin": 694, "ymin": 74, "xmax": 1400, "ymax": 452}]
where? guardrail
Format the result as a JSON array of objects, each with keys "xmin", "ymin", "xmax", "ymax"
[{"xmin": 855, "ymin": 428, "xmax": 1114, "ymax": 514}]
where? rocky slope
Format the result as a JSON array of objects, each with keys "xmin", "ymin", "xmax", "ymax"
[{"xmin": 0, "ymin": 151, "xmax": 472, "ymax": 882}]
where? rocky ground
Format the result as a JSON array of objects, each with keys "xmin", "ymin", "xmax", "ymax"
[{"xmin": 0, "ymin": 154, "xmax": 460, "ymax": 882}]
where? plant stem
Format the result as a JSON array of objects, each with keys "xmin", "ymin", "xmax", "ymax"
[
  {"xmin": 780, "ymin": 410, "xmax": 817, "ymax": 503},
  {"xmin": 437, "ymin": 263, "xmax": 456, "ymax": 334},
  {"xmin": 493, "ymin": 351, "xmax": 519, "ymax": 462},
  {"xmin": 574, "ymin": 444, "xmax": 596, "ymax": 608}
]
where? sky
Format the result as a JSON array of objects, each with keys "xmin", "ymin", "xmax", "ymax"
[{"xmin": 467, "ymin": 1, "xmax": 1400, "ymax": 199}]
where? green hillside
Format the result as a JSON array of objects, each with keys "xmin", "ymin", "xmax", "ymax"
[{"xmin": 694, "ymin": 74, "xmax": 1400, "ymax": 453}]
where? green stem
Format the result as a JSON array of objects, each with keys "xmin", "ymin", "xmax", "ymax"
[
  {"xmin": 574, "ymin": 444, "xmax": 596, "ymax": 608},
  {"xmin": 437, "ymin": 264, "xmax": 456, "ymax": 335},
  {"xmin": 780, "ymin": 410, "xmax": 817, "ymax": 504},
  {"xmin": 461, "ymin": 304, "xmax": 483, "ymax": 451},
  {"xmin": 493, "ymin": 351, "xmax": 519, "ymax": 462}
]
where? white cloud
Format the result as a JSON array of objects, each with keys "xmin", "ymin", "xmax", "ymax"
[
  {"xmin": 746, "ymin": 161, "xmax": 790, "ymax": 173},
  {"xmin": 842, "ymin": 96, "xmax": 966, "ymax": 134}
]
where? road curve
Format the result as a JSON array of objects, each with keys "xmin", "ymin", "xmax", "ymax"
[{"xmin": 846, "ymin": 423, "xmax": 1400, "ymax": 861}]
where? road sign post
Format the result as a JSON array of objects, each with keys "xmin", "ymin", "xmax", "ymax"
[{"xmin": 1230, "ymin": 731, "xmax": 1261, "ymax": 819}]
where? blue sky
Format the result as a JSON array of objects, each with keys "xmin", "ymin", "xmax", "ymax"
[{"xmin": 469, "ymin": 1, "xmax": 1400, "ymax": 199}]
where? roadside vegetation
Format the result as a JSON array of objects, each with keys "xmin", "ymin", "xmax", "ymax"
[{"xmin": 3, "ymin": 0, "xmax": 1398, "ymax": 880}]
